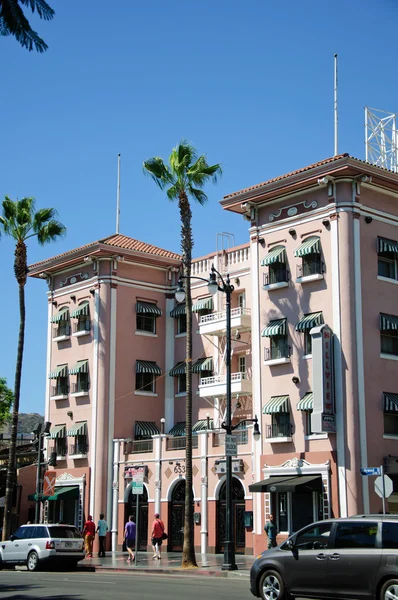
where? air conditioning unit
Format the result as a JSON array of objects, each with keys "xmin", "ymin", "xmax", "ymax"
[{"xmin": 214, "ymin": 459, "xmax": 243, "ymax": 474}]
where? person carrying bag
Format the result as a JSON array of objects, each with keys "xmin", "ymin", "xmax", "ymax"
[{"xmin": 151, "ymin": 513, "xmax": 167, "ymax": 559}]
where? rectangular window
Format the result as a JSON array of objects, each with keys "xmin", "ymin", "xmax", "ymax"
[
  {"xmin": 136, "ymin": 314, "xmax": 156, "ymax": 334},
  {"xmin": 268, "ymin": 262, "xmax": 288, "ymax": 284},
  {"xmin": 177, "ymin": 314, "xmax": 187, "ymax": 334},
  {"xmin": 70, "ymin": 434, "xmax": 88, "ymax": 455},
  {"xmin": 75, "ymin": 373, "xmax": 89, "ymax": 393},
  {"xmin": 53, "ymin": 378, "xmax": 68, "ymax": 396},
  {"xmin": 238, "ymin": 293, "xmax": 246, "ymax": 308},
  {"xmin": 136, "ymin": 372, "xmax": 155, "ymax": 393},
  {"xmin": 178, "ymin": 374, "xmax": 186, "ymax": 394},
  {"xmin": 381, "ymin": 330, "xmax": 398, "ymax": 355},
  {"xmin": 384, "ymin": 413, "xmax": 398, "ymax": 435},
  {"xmin": 306, "ymin": 410, "xmax": 313, "ymax": 436},
  {"xmin": 269, "ymin": 413, "xmax": 291, "ymax": 438},
  {"xmin": 239, "ymin": 355, "xmax": 246, "ymax": 374},
  {"xmin": 269, "ymin": 335, "xmax": 289, "ymax": 360},
  {"xmin": 277, "ymin": 493, "xmax": 288, "ymax": 532},
  {"xmin": 55, "ymin": 437, "xmax": 67, "ymax": 457},
  {"xmin": 334, "ymin": 522, "xmax": 378, "ymax": 549},
  {"xmin": 378, "ymin": 241, "xmax": 397, "ymax": 280},
  {"xmin": 382, "ymin": 522, "xmax": 398, "ymax": 549},
  {"xmin": 300, "ymin": 254, "xmax": 323, "ymax": 277},
  {"xmin": 304, "ymin": 330, "xmax": 312, "ymax": 355}
]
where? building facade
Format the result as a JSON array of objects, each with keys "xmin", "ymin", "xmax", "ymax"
[{"xmin": 28, "ymin": 154, "xmax": 398, "ymax": 556}]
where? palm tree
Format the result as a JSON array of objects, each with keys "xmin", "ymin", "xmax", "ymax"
[
  {"xmin": 0, "ymin": 0, "xmax": 55, "ymax": 53},
  {"xmin": 144, "ymin": 141, "xmax": 222, "ymax": 568},
  {"xmin": 0, "ymin": 377, "xmax": 13, "ymax": 428},
  {"xmin": 0, "ymin": 196, "xmax": 66, "ymax": 540}
]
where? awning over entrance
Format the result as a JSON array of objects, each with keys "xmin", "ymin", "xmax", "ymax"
[
  {"xmin": 249, "ymin": 475, "xmax": 322, "ymax": 493},
  {"xmin": 378, "ymin": 237, "xmax": 398, "ymax": 254},
  {"xmin": 28, "ymin": 493, "xmax": 48, "ymax": 501},
  {"xmin": 380, "ymin": 313, "xmax": 398, "ymax": 331},
  {"xmin": 50, "ymin": 424, "xmax": 66, "ymax": 439},
  {"xmin": 168, "ymin": 422, "xmax": 186, "ymax": 436},
  {"xmin": 136, "ymin": 360, "xmax": 162, "ymax": 375},
  {"xmin": 70, "ymin": 301, "xmax": 90, "ymax": 318},
  {"xmin": 67, "ymin": 421, "xmax": 87, "ymax": 437},
  {"xmin": 261, "ymin": 246, "xmax": 286, "ymax": 266},
  {"xmin": 263, "ymin": 395, "xmax": 289, "ymax": 414},
  {"xmin": 383, "ymin": 392, "xmax": 398, "ymax": 413},
  {"xmin": 169, "ymin": 362, "xmax": 186, "ymax": 376},
  {"xmin": 48, "ymin": 364, "xmax": 68, "ymax": 379},
  {"xmin": 295, "ymin": 312, "xmax": 323, "ymax": 331},
  {"xmin": 262, "ymin": 318, "xmax": 287, "ymax": 337},
  {"xmin": 192, "ymin": 297, "xmax": 213, "ymax": 313},
  {"xmin": 47, "ymin": 486, "xmax": 80, "ymax": 501},
  {"xmin": 297, "ymin": 392, "xmax": 314, "ymax": 411},
  {"xmin": 136, "ymin": 301, "xmax": 162, "ymax": 316},
  {"xmin": 134, "ymin": 421, "xmax": 160, "ymax": 438},
  {"xmin": 192, "ymin": 357, "xmax": 213, "ymax": 373},
  {"xmin": 69, "ymin": 360, "xmax": 88, "ymax": 375},
  {"xmin": 50, "ymin": 307, "xmax": 69, "ymax": 323},
  {"xmin": 170, "ymin": 303, "xmax": 186, "ymax": 317},
  {"xmin": 294, "ymin": 236, "xmax": 321, "ymax": 257}
]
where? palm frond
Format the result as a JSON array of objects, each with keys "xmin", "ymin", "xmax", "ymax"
[
  {"xmin": 19, "ymin": 0, "xmax": 54, "ymax": 20},
  {"xmin": 187, "ymin": 157, "xmax": 223, "ymax": 186},
  {"xmin": 36, "ymin": 220, "xmax": 66, "ymax": 245},
  {"xmin": 187, "ymin": 186, "xmax": 208, "ymax": 206},
  {"xmin": 33, "ymin": 207, "xmax": 57, "ymax": 232},
  {"xmin": 166, "ymin": 184, "xmax": 180, "ymax": 201},
  {"xmin": 0, "ymin": 0, "xmax": 50, "ymax": 51},
  {"xmin": 143, "ymin": 158, "xmax": 174, "ymax": 190},
  {"xmin": 170, "ymin": 141, "xmax": 197, "ymax": 177}
]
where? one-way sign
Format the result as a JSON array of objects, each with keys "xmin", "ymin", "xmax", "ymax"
[{"xmin": 360, "ymin": 467, "xmax": 381, "ymax": 476}]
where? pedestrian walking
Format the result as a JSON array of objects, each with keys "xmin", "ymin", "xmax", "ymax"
[
  {"xmin": 124, "ymin": 515, "xmax": 136, "ymax": 563},
  {"xmin": 264, "ymin": 514, "xmax": 278, "ymax": 549},
  {"xmin": 96, "ymin": 513, "xmax": 108, "ymax": 557},
  {"xmin": 151, "ymin": 512, "xmax": 165, "ymax": 559},
  {"xmin": 83, "ymin": 515, "xmax": 96, "ymax": 558}
]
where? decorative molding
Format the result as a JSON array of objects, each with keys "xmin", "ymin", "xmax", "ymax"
[
  {"xmin": 269, "ymin": 199, "xmax": 318, "ymax": 222},
  {"xmin": 59, "ymin": 272, "xmax": 90, "ymax": 288}
]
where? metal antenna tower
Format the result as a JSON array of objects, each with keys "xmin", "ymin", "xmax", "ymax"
[{"xmin": 365, "ymin": 107, "xmax": 398, "ymax": 172}]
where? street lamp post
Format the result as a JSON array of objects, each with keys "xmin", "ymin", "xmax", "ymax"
[{"xmin": 33, "ymin": 421, "xmax": 52, "ymax": 523}]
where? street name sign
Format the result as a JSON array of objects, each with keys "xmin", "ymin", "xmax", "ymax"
[
  {"xmin": 225, "ymin": 434, "xmax": 237, "ymax": 457},
  {"xmin": 360, "ymin": 467, "xmax": 381, "ymax": 476},
  {"xmin": 375, "ymin": 475, "xmax": 393, "ymax": 499}
]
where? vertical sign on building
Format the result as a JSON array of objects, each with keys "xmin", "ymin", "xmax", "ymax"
[{"xmin": 311, "ymin": 324, "xmax": 336, "ymax": 433}]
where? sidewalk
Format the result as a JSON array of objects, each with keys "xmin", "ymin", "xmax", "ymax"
[{"xmin": 78, "ymin": 551, "xmax": 254, "ymax": 577}]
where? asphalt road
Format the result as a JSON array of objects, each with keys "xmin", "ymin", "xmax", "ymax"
[{"xmin": 0, "ymin": 570, "xmax": 254, "ymax": 600}]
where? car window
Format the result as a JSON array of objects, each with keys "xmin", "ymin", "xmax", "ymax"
[
  {"xmin": 382, "ymin": 522, "xmax": 398, "ymax": 549},
  {"xmin": 334, "ymin": 522, "xmax": 378, "ymax": 549},
  {"xmin": 295, "ymin": 523, "xmax": 333, "ymax": 550},
  {"xmin": 12, "ymin": 526, "xmax": 29, "ymax": 540},
  {"xmin": 31, "ymin": 526, "xmax": 48, "ymax": 539},
  {"xmin": 49, "ymin": 526, "xmax": 81, "ymax": 539}
]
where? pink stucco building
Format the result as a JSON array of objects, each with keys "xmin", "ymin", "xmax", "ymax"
[{"xmin": 28, "ymin": 154, "xmax": 398, "ymax": 556}]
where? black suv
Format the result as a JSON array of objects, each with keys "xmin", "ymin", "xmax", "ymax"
[{"xmin": 250, "ymin": 515, "xmax": 398, "ymax": 600}]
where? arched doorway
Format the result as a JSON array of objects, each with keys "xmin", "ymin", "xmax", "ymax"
[
  {"xmin": 216, "ymin": 478, "xmax": 245, "ymax": 553},
  {"xmin": 169, "ymin": 479, "xmax": 186, "ymax": 552},
  {"xmin": 125, "ymin": 485, "xmax": 149, "ymax": 551}
]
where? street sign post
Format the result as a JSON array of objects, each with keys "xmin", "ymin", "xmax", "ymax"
[
  {"xmin": 131, "ymin": 466, "xmax": 145, "ymax": 566},
  {"xmin": 225, "ymin": 434, "xmax": 237, "ymax": 457}
]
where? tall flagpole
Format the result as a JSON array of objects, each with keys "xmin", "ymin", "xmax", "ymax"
[
  {"xmin": 116, "ymin": 154, "xmax": 121, "ymax": 234},
  {"xmin": 334, "ymin": 54, "xmax": 338, "ymax": 156}
]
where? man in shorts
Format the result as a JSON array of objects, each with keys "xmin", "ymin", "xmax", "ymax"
[{"xmin": 124, "ymin": 515, "xmax": 136, "ymax": 563}]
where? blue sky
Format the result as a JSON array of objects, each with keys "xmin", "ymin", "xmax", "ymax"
[{"xmin": 1, "ymin": 0, "xmax": 397, "ymax": 415}]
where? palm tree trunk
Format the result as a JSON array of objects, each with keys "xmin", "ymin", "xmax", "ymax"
[
  {"xmin": 179, "ymin": 192, "xmax": 197, "ymax": 569},
  {"xmin": 2, "ymin": 282, "xmax": 25, "ymax": 540}
]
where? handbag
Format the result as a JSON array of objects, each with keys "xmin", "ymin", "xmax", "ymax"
[
  {"xmin": 161, "ymin": 531, "xmax": 168, "ymax": 540},
  {"xmin": 122, "ymin": 540, "xmax": 127, "ymax": 552}
]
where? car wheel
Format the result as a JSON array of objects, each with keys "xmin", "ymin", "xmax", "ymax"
[
  {"xmin": 381, "ymin": 579, "xmax": 398, "ymax": 600},
  {"xmin": 259, "ymin": 569, "xmax": 286, "ymax": 600},
  {"xmin": 27, "ymin": 551, "xmax": 40, "ymax": 572}
]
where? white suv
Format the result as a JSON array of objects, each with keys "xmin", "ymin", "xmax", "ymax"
[{"xmin": 0, "ymin": 523, "xmax": 85, "ymax": 571}]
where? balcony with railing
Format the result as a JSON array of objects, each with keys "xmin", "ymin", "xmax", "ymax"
[
  {"xmin": 124, "ymin": 439, "xmax": 154, "ymax": 454},
  {"xmin": 266, "ymin": 422, "xmax": 293, "ymax": 442},
  {"xmin": 263, "ymin": 268, "xmax": 289, "ymax": 290},
  {"xmin": 50, "ymin": 442, "xmax": 67, "ymax": 459},
  {"xmin": 212, "ymin": 429, "xmax": 249, "ymax": 447},
  {"xmin": 199, "ymin": 371, "xmax": 252, "ymax": 398},
  {"xmin": 69, "ymin": 441, "xmax": 89, "ymax": 458},
  {"xmin": 296, "ymin": 259, "xmax": 324, "ymax": 282},
  {"xmin": 71, "ymin": 381, "xmax": 89, "ymax": 397},
  {"xmin": 165, "ymin": 435, "xmax": 199, "ymax": 451},
  {"xmin": 72, "ymin": 319, "xmax": 91, "ymax": 336},
  {"xmin": 199, "ymin": 307, "xmax": 251, "ymax": 336},
  {"xmin": 53, "ymin": 323, "xmax": 71, "ymax": 342},
  {"xmin": 264, "ymin": 344, "xmax": 291, "ymax": 365},
  {"xmin": 50, "ymin": 383, "xmax": 68, "ymax": 400}
]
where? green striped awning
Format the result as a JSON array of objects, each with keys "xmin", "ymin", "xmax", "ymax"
[
  {"xmin": 378, "ymin": 237, "xmax": 398, "ymax": 254},
  {"xmin": 192, "ymin": 357, "xmax": 213, "ymax": 373},
  {"xmin": 50, "ymin": 307, "xmax": 69, "ymax": 323},
  {"xmin": 380, "ymin": 313, "xmax": 398, "ymax": 331},
  {"xmin": 168, "ymin": 422, "xmax": 186, "ymax": 436},
  {"xmin": 70, "ymin": 301, "xmax": 90, "ymax": 318},
  {"xmin": 193, "ymin": 418, "xmax": 213, "ymax": 432},
  {"xmin": 68, "ymin": 360, "xmax": 88, "ymax": 375},
  {"xmin": 134, "ymin": 421, "xmax": 160, "ymax": 438},
  {"xmin": 170, "ymin": 303, "xmax": 186, "ymax": 317},
  {"xmin": 261, "ymin": 246, "xmax": 286, "ymax": 266},
  {"xmin": 296, "ymin": 312, "xmax": 323, "ymax": 332},
  {"xmin": 170, "ymin": 362, "xmax": 186, "ymax": 376},
  {"xmin": 192, "ymin": 297, "xmax": 213, "ymax": 313},
  {"xmin": 294, "ymin": 236, "xmax": 321, "ymax": 257},
  {"xmin": 262, "ymin": 318, "xmax": 287, "ymax": 337},
  {"xmin": 297, "ymin": 392, "xmax": 313, "ymax": 411},
  {"xmin": 136, "ymin": 301, "xmax": 162, "ymax": 317},
  {"xmin": 50, "ymin": 424, "xmax": 66, "ymax": 439},
  {"xmin": 46, "ymin": 486, "xmax": 79, "ymax": 501},
  {"xmin": 263, "ymin": 395, "xmax": 289, "ymax": 414},
  {"xmin": 383, "ymin": 392, "xmax": 398, "ymax": 413},
  {"xmin": 67, "ymin": 421, "xmax": 87, "ymax": 437},
  {"xmin": 136, "ymin": 360, "xmax": 162, "ymax": 375},
  {"xmin": 48, "ymin": 364, "xmax": 68, "ymax": 379}
]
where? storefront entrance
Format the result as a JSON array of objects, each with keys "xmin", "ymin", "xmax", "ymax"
[
  {"xmin": 216, "ymin": 478, "xmax": 245, "ymax": 554},
  {"xmin": 125, "ymin": 486, "xmax": 148, "ymax": 551},
  {"xmin": 169, "ymin": 480, "xmax": 185, "ymax": 551}
]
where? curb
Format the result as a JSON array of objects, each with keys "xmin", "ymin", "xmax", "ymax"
[{"xmin": 89, "ymin": 565, "xmax": 228, "ymax": 577}]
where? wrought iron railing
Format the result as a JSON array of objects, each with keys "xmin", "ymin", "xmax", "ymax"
[
  {"xmin": 264, "ymin": 345, "xmax": 291, "ymax": 361},
  {"xmin": 51, "ymin": 442, "xmax": 67, "ymax": 457},
  {"xmin": 263, "ymin": 268, "xmax": 289, "ymax": 286},
  {"xmin": 266, "ymin": 423, "xmax": 293, "ymax": 438},
  {"xmin": 297, "ymin": 259, "xmax": 324, "ymax": 278},
  {"xmin": 53, "ymin": 324, "xmax": 71, "ymax": 338},
  {"xmin": 124, "ymin": 439, "xmax": 153, "ymax": 454},
  {"xmin": 69, "ymin": 442, "xmax": 88, "ymax": 455},
  {"xmin": 71, "ymin": 382, "xmax": 89, "ymax": 394},
  {"xmin": 166, "ymin": 436, "xmax": 199, "ymax": 451},
  {"xmin": 51, "ymin": 384, "xmax": 68, "ymax": 397},
  {"xmin": 73, "ymin": 320, "xmax": 91, "ymax": 333}
]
